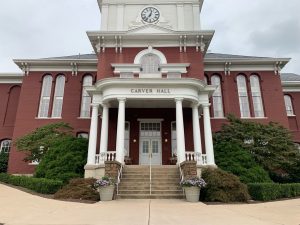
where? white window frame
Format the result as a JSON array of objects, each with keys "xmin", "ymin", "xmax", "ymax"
[
  {"xmin": 250, "ymin": 75, "xmax": 265, "ymax": 118},
  {"xmin": 0, "ymin": 139, "xmax": 11, "ymax": 153},
  {"xmin": 237, "ymin": 75, "xmax": 251, "ymax": 118},
  {"xmin": 51, "ymin": 75, "xmax": 66, "ymax": 118},
  {"xmin": 211, "ymin": 75, "xmax": 224, "ymax": 118},
  {"xmin": 284, "ymin": 95, "xmax": 295, "ymax": 116},
  {"xmin": 38, "ymin": 75, "xmax": 53, "ymax": 118},
  {"xmin": 77, "ymin": 133, "xmax": 89, "ymax": 139},
  {"xmin": 80, "ymin": 75, "xmax": 93, "ymax": 118}
]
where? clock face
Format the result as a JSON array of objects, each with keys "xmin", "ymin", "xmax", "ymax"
[{"xmin": 141, "ymin": 7, "xmax": 160, "ymax": 23}]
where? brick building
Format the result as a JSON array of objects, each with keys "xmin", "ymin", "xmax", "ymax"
[{"xmin": 0, "ymin": 0, "xmax": 299, "ymax": 178}]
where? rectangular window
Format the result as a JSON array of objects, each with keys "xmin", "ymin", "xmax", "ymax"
[{"xmin": 52, "ymin": 76, "xmax": 65, "ymax": 118}]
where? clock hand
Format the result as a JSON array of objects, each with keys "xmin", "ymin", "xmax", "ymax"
[{"xmin": 148, "ymin": 10, "xmax": 153, "ymax": 19}]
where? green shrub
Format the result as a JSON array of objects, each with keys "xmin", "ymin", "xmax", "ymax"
[
  {"xmin": 248, "ymin": 183, "xmax": 300, "ymax": 201},
  {"xmin": 0, "ymin": 173, "xmax": 63, "ymax": 194},
  {"xmin": 214, "ymin": 142, "xmax": 272, "ymax": 184},
  {"xmin": 35, "ymin": 136, "xmax": 88, "ymax": 183},
  {"xmin": 54, "ymin": 178, "xmax": 99, "ymax": 201},
  {"xmin": 200, "ymin": 168, "xmax": 250, "ymax": 203},
  {"xmin": 0, "ymin": 151, "xmax": 9, "ymax": 173}
]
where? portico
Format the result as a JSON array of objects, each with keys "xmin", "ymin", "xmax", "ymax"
[{"xmin": 84, "ymin": 78, "xmax": 217, "ymax": 177}]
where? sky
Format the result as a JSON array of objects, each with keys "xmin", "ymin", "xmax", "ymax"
[{"xmin": 0, "ymin": 0, "xmax": 299, "ymax": 74}]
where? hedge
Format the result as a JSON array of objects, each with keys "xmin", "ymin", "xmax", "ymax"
[
  {"xmin": 248, "ymin": 183, "xmax": 300, "ymax": 201},
  {"xmin": 0, "ymin": 173, "xmax": 63, "ymax": 194}
]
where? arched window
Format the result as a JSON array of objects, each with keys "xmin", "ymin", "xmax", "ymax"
[
  {"xmin": 38, "ymin": 75, "xmax": 53, "ymax": 118},
  {"xmin": 211, "ymin": 75, "xmax": 224, "ymax": 118},
  {"xmin": 51, "ymin": 75, "xmax": 66, "ymax": 118},
  {"xmin": 80, "ymin": 75, "xmax": 93, "ymax": 118},
  {"xmin": 237, "ymin": 75, "xmax": 250, "ymax": 118},
  {"xmin": 0, "ymin": 139, "xmax": 11, "ymax": 153},
  {"xmin": 284, "ymin": 95, "xmax": 294, "ymax": 116},
  {"xmin": 250, "ymin": 75, "xmax": 265, "ymax": 117},
  {"xmin": 141, "ymin": 53, "xmax": 161, "ymax": 74}
]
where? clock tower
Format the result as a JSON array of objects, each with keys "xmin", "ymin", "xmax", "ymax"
[{"xmin": 97, "ymin": 0, "xmax": 204, "ymax": 31}]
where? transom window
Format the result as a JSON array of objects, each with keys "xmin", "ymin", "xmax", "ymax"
[
  {"xmin": 211, "ymin": 75, "xmax": 224, "ymax": 118},
  {"xmin": 140, "ymin": 54, "xmax": 161, "ymax": 74},
  {"xmin": 140, "ymin": 122, "xmax": 161, "ymax": 137},
  {"xmin": 284, "ymin": 95, "xmax": 294, "ymax": 116},
  {"xmin": 0, "ymin": 140, "xmax": 11, "ymax": 153},
  {"xmin": 250, "ymin": 75, "xmax": 265, "ymax": 118},
  {"xmin": 237, "ymin": 75, "xmax": 251, "ymax": 118}
]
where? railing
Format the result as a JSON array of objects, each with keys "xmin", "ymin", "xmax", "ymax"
[
  {"xmin": 116, "ymin": 165, "xmax": 123, "ymax": 195},
  {"xmin": 185, "ymin": 152, "xmax": 208, "ymax": 165},
  {"xmin": 95, "ymin": 151, "xmax": 117, "ymax": 165}
]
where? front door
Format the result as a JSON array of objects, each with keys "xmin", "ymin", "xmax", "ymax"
[{"xmin": 139, "ymin": 122, "xmax": 162, "ymax": 165}]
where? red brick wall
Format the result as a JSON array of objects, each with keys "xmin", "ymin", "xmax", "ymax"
[
  {"xmin": 7, "ymin": 72, "xmax": 96, "ymax": 174},
  {"xmin": 0, "ymin": 84, "xmax": 21, "ymax": 141},
  {"xmin": 205, "ymin": 71, "xmax": 289, "ymax": 132},
  {"xmin": 97, "ymin": 47, "xmax": 204, "ymax": 80}
]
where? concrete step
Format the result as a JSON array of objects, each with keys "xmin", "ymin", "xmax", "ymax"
[
  {"xmin": 118, "ymin": 190, "xmax": 183, "ymax": 195},
  {"xmin": 118, "ymin": 184, "xmax": 181, "ymax": 190},
  {"xmin": 117, "ymin": 194, "xmax": 185, "ymax": 199},
  {"xmin": 120, "ymin": 179, "xmax": 180, "ymax": 184},
  {"xmin": 122, "ymin": 174, "xmax": 179, "ymax": 179}
]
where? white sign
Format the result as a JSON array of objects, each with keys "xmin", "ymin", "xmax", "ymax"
[{"xmin": 130, "ymin": 88, "xmax": 171, "ymax": 94}]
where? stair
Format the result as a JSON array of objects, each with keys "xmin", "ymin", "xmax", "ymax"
[{"xmin": 117, "ymin": 165, "xmax": 184, "ymax": 199}]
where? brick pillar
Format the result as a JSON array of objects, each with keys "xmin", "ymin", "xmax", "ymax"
[
  {"xmin": 180, "ymin": 161, "xmax": 197, "ymax": 180},
  {"xmin": 104, "ymin": 161, "xmax": 122, "ymax": 180}
]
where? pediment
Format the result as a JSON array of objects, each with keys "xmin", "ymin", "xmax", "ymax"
[{"xmin": 127, "ymin": 24, "xmax": 174, "ymax": 34}]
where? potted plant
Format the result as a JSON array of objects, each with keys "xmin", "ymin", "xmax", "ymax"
[
  {"xmin": 93, "ymin": 176, "xmax": 115, "ymax": 201},
  {"xmin": 180, "ymin": 177, "xmax": 206, "ymax": 202}
]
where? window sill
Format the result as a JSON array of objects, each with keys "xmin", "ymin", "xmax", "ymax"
[
  {"xmin": 77, "ymin": 117, "xmax": 91, "ymax": 120},
  {"xmin": 288, "ymin": 115, "xmax": 296, "ymax": 117}
]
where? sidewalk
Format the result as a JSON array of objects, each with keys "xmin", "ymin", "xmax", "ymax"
[{"xmin": 0, "ymin": 184, "xmax": 299, "ymax": 225}]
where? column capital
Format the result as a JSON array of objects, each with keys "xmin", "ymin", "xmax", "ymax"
[
  {"xmin": 117, "ymin": 97, "xmax": 126, "ymax": 102},
  {"xmin": 202, "ymin": 103, "xmax": 211, "ymax": 108},
  {"xmin": 192, "ymin": 102, "xmax": 200, "ymax": 109},
  {"xmin": 91, "ymin": 103, "xmax": 100, "ymax": 108},
  {"xmin": 174, "ymin": 97, "xmax": 184, "ymax": 103},
  {"xmin": 101, "ymin": 102, "xmax": 110, "ymax": 108}
]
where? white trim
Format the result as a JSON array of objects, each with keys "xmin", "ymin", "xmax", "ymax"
[{"xmin": 134, "ymin": 48, "xmax": 167, "ymax": 64}]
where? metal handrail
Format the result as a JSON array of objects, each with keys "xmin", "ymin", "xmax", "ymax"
[{"xmin": 116, "ymin": 165, "xmax": 123, "ymax": 195}]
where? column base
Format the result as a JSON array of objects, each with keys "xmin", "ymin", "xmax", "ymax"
[{"xmin": 84, "ymin": 164, "xmax": 105, "ymax": 179}]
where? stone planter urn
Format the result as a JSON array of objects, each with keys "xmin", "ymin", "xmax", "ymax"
[
  {"xmin": 184, "ymin": 186, "xmax": 201, "ymax": 202},
  {"xmin": 98, "ymin": 185, "xmax": 115, "ymax": 201}
]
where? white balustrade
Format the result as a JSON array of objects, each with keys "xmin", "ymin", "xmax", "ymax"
[
  {"xmin": 95, "ymin": 151, "xmax": 117, "ymax": 165},
  {"xmin": 185, "ymin": 151, "xmax": 207, "ymax": 165}
]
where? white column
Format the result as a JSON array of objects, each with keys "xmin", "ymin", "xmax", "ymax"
[
  {"xmin": 99, "ymin": 103, "xmax": 109, "ymax": 164},
  {"xmin": 202, "ymin": 103, "xmax": 216, "ymax": 165},
  {"xmin": 175, "ymin": 98, "xmax": 186, "ymax": 164},
  {"xmin": 116, "ymin": 98, "xmax": 126, "ymax": 164},
  {"xmin": 87, "ymin": 103, "xmax": 99, "ymax": 165},
  {"xmin": 192, "ymin": 103, "xmax": 203, "ymax": 165}
]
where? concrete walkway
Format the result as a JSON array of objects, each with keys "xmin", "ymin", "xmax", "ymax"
[{"xmin": 0, "ymin": 184, "xmax": 299, "ymax": 225}]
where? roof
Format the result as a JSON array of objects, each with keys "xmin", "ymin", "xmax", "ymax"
[
  {"xmin": 36, "ymin": 52, "xmax": 285, "ymax": 61},
  {"xmin": 205, "ymin": 53, "xmax": 279, "ymax": 60},
  {"xmin": 40, "ymin": 54, "xmax": 97, "ymax": 60},
  {"xmin": 280, "ymin": 73, "xmax": 300, "ymax": 82}
]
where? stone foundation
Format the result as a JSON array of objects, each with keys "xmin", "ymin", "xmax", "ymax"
[{"xmin": 84, "ymin": 164, "xmax": 105, "ymax": 179}]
